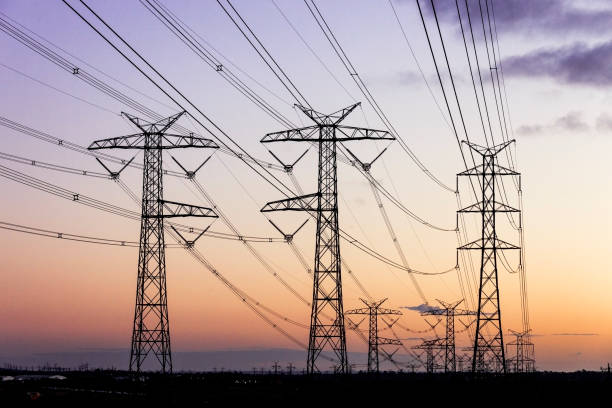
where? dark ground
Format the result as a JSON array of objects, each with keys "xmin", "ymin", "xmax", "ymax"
[{"xmin": 1, "ymin": 369, "xmax": 611, "ymax": 406}]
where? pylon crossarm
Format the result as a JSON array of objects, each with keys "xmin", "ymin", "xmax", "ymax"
[
  {"xmin": 455, "ymin": 309, "xmax": 477, "ymax": 316},
  {"xmin": 159, "ymin": 134, "xmax": 219, "ymax": 149},
  {"xmin": 121, "ymin": 111, "xmax": 153, "ymax": 133},
  {"xmin": 462, "ymin": 139, "xmax": 515, "ymax": 157},
  {"xmin": 88, "ymin": 133, "xmax": 218, "ymax": 150},
  {"xmin": 121, "ymin": 110, "xmax": 186, "ymax": 133},
  {"xmin": 345, "ymin": 307, "xmax": 370, "ymax": 315},
  {"xmin": 421, "ymin": 310, "xmax": 447, "ymax": 317},
  {"xmin": 88, "ymin": 133, "xmax": 145, "ymax": 150},
  {"xmin": 150, "ymin": 111, "xmax": 186, "ymax": 134},
  {"xmin": 458, "ymin": 238, "xmax": 520, "ymax": 250},
  {"xmin": 335, "ymin": 126, "xmax": 394, "ymax": 141},
  {"xmin": 458, "ymin": 201, "xmax": 520, "ymax": 213},
  {"xmin": 458, "ymin": 163, "xmax": 520, "ymax": 177},
  {"xmin": 261, "ymin": 193, "xmax": 319, "ymax": 212},
  {"xmin": 159, "ymin": 200, "xmax": 218, "ymax": 218},
  {"xmin": 378, "ymin": 338, "xmax": 403, "ymax": 346},
  {"xmin": 377, "ymin": 308, "xmax": 403, "ymax": 316},
  {"xmin": 295, "ymin": 102, "xmax": 360, "ymax": 125},
  {"xmin": 414, "ymin": 338, "xmax": 446, "ymax": 349},
  {"xmin": 326, "ymin": 102, "xmax": 361, "ymax": 125},
  {"xmin": 494, "ymin": 163, "xmax": 520, "ymax": 176},
  {"xmin": 261, "ymin": 126, "xmax": 319, "ymax": 143}
]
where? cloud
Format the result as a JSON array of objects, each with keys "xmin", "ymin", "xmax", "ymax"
[
  {"xmin": 596, "ymin": 113, "xmax": 612, "ymax": 132},
  {"xmin": 553, "ymin": 111, "xmax": 589, "ymax": 132},
  {"xmin": 517, "ymin": 111, "xmax": 589, "ymax": 136},
  {"xmin": 502, "ymin": 41, "xmax": 612, "ymax": 87},
  {"xmin": 552, "ymin": 333, "xmax": 599, "ymax": 337},
  {"xmin": 400, "ymin": 304, "xmax": 444, "ymax": 313},
  {"xmin": 516, "ymin": 124, "xmax": 543, "ymax": 136},
  {"xmin": 396, "ymin": 71, "xmax": 422, "ymax": 86},
  {"xmin": 407, "ymin": 0, "xmax": 612, "ymax": 35}
]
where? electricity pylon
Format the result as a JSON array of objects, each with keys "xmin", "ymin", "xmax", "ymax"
[
  {"xmin": 345, "ymin": 298, "xmax": 402, "ymax": 373},
  {"xmin": 506, "ymin": 329, "xmax": 535, "ymax": 373},
  {"xmin": 88, "ymin": 111, "xmax": 219, "ymax": 373},
  {"xmin": 420, "ymin": 299, "xmax": 475, "ymax": 372},
  {"xmin": 413, "ymin": 338, "xmax": 445, "ymax": 373},
  {"xmin": 457, "ymin": 140, "xmax": 521, "ymax": 373},
  {"xmin": 261, "ymin": 103, "xmax": 394, "ymax": 374}
]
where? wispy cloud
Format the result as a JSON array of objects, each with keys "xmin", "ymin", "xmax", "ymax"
[
  {"xmin": 502, "ymin": 41, "xmax": 612, "ymax": 87},
  {"xmin": 596, "ymin": 113, "xmax": 612, "ymax": 132},
  {"xmin": 554, "ymin": 111, "xmax": 589, "ymax": 132},
  {"xmin": 406, "ymin": 0, "xmax": 612, "ymax": 35},
  {"xmin": 400, "ymin": 304, "xmax": 444, "ymax": 313},
  {"xmin": 517, "ymin": 111, "xmax": 589, "ymax": 136}
]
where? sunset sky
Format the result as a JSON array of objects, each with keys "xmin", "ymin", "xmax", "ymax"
[{"xmin": 1, "ymin": 0, "xmax": 611, "ymax": 372}]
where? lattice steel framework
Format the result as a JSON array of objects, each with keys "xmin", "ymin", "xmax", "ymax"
[
  {"xmin": 89, "ymin": 111, "xmax": 219, "ymax": 373},
  {"xmin": 346, "ymin": 298, "xmax": 402, "ymax": 373},
  {"xmin": 421, "ymin": 300, "xmax": 475, "ymax": 372},
  {"xmin": 413, "ymin": 338, "xmax": 445, "ymax": 373},
  {"xmin": 457, "ymin": 140, "xmax": 521, "ymax": 373},
  {"xmin": 261, "ymin": 103, "xmax": 394, "ymax": 373},
  {"xmin": 506, "ymin": 329, "xmax": 535, "ymax": 373}
]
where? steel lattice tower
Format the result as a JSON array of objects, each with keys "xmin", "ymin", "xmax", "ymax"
[
  {"xmin": 89, "ymin": 111, "xmax": 219, "ymax": 373},
  {"xmin": 346, "ymin": 298, "xmax": 402, "ymax": 373},
  {"xmin": 506, "ymin": 329, "xmax": 535, "ymax": 373},
  {"xmin": 261, "ymin": 103, "xmax": 394, "ymax": 373},
  {"xmin": 413, "ymin": 338, "xmax": 445, "ymax": 373},
  {"xmin": 420, "ymin": 300, "xmax": 475, "ymax": 372},
  {"xmin": 457, "ymin": 140, "xmax": 521, "ymax": 373}
]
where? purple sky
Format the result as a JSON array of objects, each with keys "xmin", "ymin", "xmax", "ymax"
[{"xmin": 1, "ymin": 0, "xmax": 612, "ymax": 372}]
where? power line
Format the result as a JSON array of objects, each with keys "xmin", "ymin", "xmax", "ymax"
[
  {"xmin": 0, "ymin": 162, "xmax": 285, "ymax": 243},
  {"xmin": 140, "ymin": 0, "xmax": 296, "ymax": 129},
  {"xmin": 386, "ymin": 0, "xmax": 452, "ymax": 132},
  {"xmin": 270, "ymin": 0, "xmax": 356, "ymax": 103},
  {"xmin": 216, "ymin": 0, "xmax": 312, "ymax": 109},
  {"xmin": 139, "ymin": 0, "xmax": 455, "ymax": 234},
  {"xmin": 303, "ymin": 0, "xmax": 454, "ymax": 192},
  {"xmin": 0, "ymin": 62, "xmax": 119, "ymax": 116},
  {"xmin": 0, "ymin": 150, "xmax": 109, "ymax": 179},
  {"xmin": 214, "ymin": 0, "xmax": 455, "ymax": 236},
  {"xmin": 0, "ymin": 13, "xmax": 282, "ymax": 172},
  {"xmin": 62, "ymin": 0, "xmax": 450, "ymax": 277},
  {"xmin": 0, "ymin": 220, "xmax": 149, "ymax": 247}
]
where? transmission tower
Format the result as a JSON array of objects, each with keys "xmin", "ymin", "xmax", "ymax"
[
  {"xmin": 261, "ymin": 102, "xmax": 394, "ymax": 374},
  {"xmin": 457, "ymin": 140, "xmax": 521, "ymax": 373},
  {"xmin": 345, "ymin": 298, "xmax": 402, "ymax": 373},
  {"xmin": 88, "ymin": 111, "xmax": 219, "ymax": 373},
  {"xmin": 506, "ymin": 329, "xmax": 535, "ymax": 373},
  {"xmin": 413, "ymin": 338, "xmax": 445, "ymax": 373},
  {"xmin": 420, "ymin": 300, "xmax": 475, "ymax": 372}
]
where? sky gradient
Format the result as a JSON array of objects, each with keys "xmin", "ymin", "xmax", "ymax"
[{"xmin": 1, "ymin": 0, "xmax": 611, "ymax": 372}]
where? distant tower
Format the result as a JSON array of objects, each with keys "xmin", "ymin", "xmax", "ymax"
[
  {"xmin": 457, "ymin": 140, "xmax": 521, "ymax": 373},
  {"xmin": 413, "ymin": 338, "xmax": 445, "ymax": 373},
  {"xmin": 346, "ymin": 298, "xmax": 402, "ymax": 373},
  {"xmin": 419, "ymin": 299, "xmax": 476, "ymax": 372},
  {"xmin": 89, "ymin": 111, "xmax": 219, "ymax": 373},
  {"xmin": 261, "ymin": 103, "xmax": 394, "ymax": 374},
  {"xmin": 506, "ymin": 329, "xmax": 535, "ymax": 373}
]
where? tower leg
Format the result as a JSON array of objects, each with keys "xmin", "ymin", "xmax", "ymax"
[
  {"xmin": 307, "ymin": 131, "xmax": 347, "ymax": 374},
  {"xmin": 472, "ymin": 154, "xmax": 505, "ymax": 373},
  {"xmin": 129, "ymin": 139, "xmax": 172, "ymax": 373}
]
